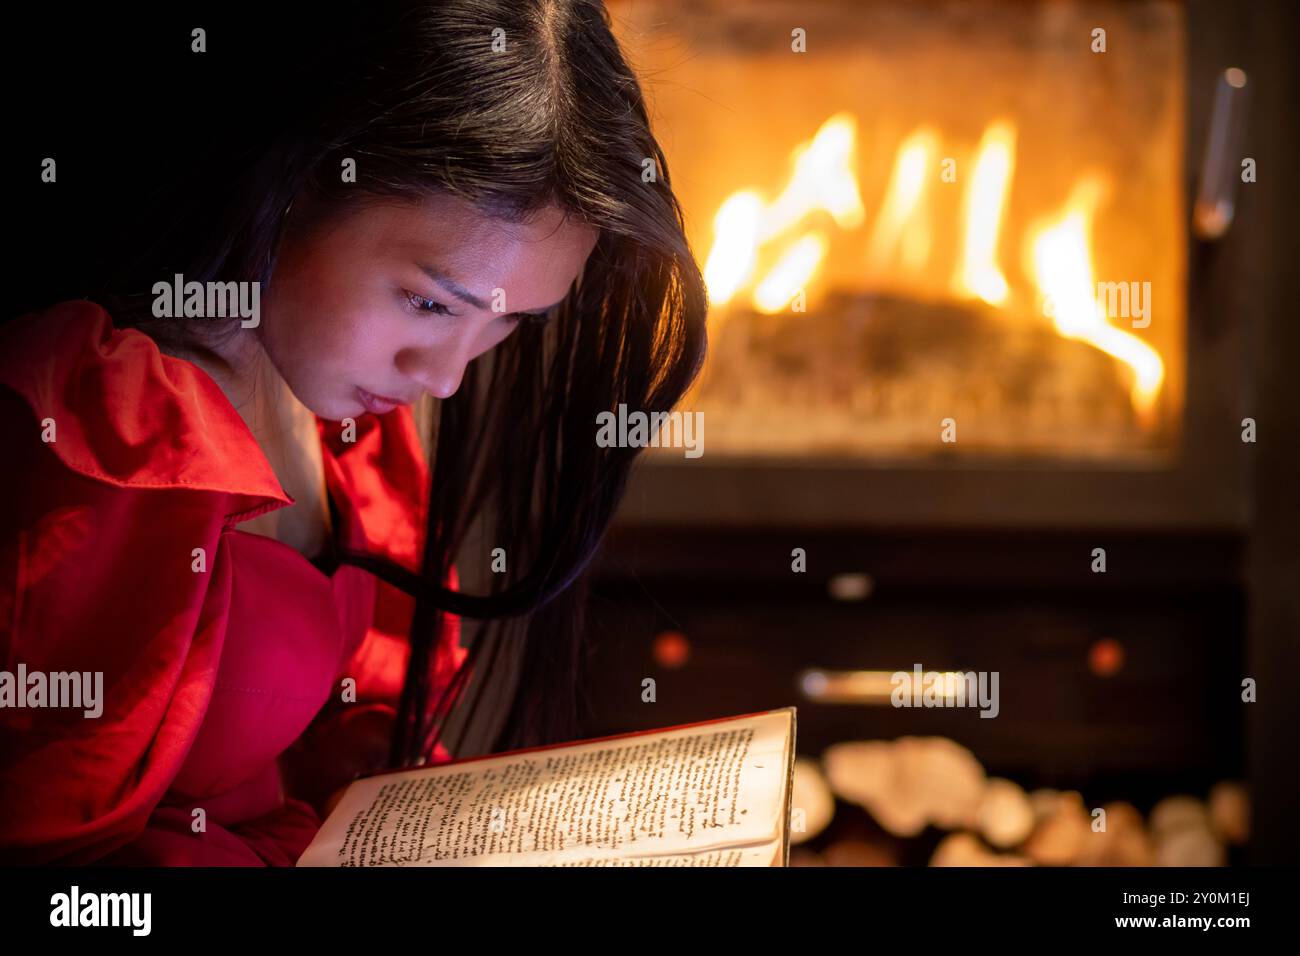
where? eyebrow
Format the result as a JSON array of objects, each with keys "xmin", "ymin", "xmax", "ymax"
[{"xmin": 419, "ymin": 264, "xmax": 567, "ymax": 316}]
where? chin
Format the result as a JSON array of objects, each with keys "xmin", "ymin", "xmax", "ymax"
[
  {"xmin": 305, "ymin": 394, "xmax": 358, "ymax": 423},
  {"xmin": 331, "ymin": 404, "xmax": 368, "ymax": 423},
  {"xmin": 275, "ymin": 373, "xmax": 349, "ymax": 422}
]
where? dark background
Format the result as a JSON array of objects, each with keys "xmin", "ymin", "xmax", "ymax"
[{"xmin": 3, "ymin": 2, "xmax": 376, "ymax": 318}]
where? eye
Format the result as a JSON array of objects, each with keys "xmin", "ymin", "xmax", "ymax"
[{"xmin": 403, "ymin": 290, "xmax": 454, "ymax": 316}]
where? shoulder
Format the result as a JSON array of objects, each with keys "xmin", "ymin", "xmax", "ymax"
[{"xmin": 0, "ymin": 300, "xmax": 287, "ymax": 504}]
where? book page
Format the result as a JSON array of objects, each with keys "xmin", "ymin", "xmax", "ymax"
[
  {"xmin": 297, "ymin": 709, "xmax": 792, "ymax": 867},
  {"xmin": 553, "ymin": 844, "xmax": 781, "ymax": 867}
]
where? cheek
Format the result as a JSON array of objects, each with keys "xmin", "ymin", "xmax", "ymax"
[
  {"xmin": 391, "ymin": 321, "xmax": 516, "ymax": 389},
  {"xmin": 266, "ymin": 300, "xmax": 405, "ymax": 390}
]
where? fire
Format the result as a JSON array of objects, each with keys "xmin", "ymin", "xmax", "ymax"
[
  {"xmin": 701, "ymin": 113, "xmax": 1165, "ymax": 419},
  {"xmin": 1026, "ymin": 177, "xmax": 1165, "ymax": 419},
  {"xmin": 954, "ymin": 121, "xmax": 1016, "ymax": 306},
  {"xmin": 704, "ymin": 113, "xmax": 862, "ymax": 311},
  {"xmin": 753, "ymin": 232, "xmax": 829, "ymax": 314},
  {"xmin": 866, "ymin": 127, "xmax": 939, "ymax": 276},
  {"xmin": 703, "ymin": 191, "xmax": 763, "ymax": 307},
  {"xmin": 763, "ymin": 113, "xmax": 864, "ymax": 237}
]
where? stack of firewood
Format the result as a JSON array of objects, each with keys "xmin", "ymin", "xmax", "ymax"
[{"xmin": 787, "ymin": 737, "xmax": 1248, "ymax": 867}]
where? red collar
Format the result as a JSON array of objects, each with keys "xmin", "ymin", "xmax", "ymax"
[
  {"xmin": 3, "ymin": 300, "xmax": 429, "ymax": 562},
  {"xmin": 1, "ymin": 300, "xmax": 292, "ymax": 514}
]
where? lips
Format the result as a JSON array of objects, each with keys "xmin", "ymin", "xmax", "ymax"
[{"xmin": 356, "ymin": 386, "xmax": 410, "ymax": 415}]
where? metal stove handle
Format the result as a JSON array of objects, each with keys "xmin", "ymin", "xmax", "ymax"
[{"xmin": 1193, "ymin": 68, "xmax": 1250, "ymax": 241}]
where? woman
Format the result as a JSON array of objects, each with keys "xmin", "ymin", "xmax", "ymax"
[{"xmin": 0, "ymin": 0, "xmax": 706, "ymax": 864}]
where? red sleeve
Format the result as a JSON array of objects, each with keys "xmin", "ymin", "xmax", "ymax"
[
  {"xmin": 0, "ymin": 387, "xmax": 236, "ymax": 863},
  {"xmin": 0, "ymin": 303, "xmax": 291, "ymax": 865}
]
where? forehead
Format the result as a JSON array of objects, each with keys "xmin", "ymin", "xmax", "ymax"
[{"xmin": 372, "ymin": 194, "xmax": 598, "ymax": 309}]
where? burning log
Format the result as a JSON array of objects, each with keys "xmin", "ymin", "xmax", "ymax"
[{"xmin": 699, "ymin": 293, "xmax": 1148, "ymax": 457}]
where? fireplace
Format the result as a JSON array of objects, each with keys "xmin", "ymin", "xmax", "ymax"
[
  {"xmin": 628, "ymin": 0, "xmax": 1185, "ymax": 462},
  {"xmin": 576, "ymin": 0, "xmax": 1292, "ymax": 865},
  {"xmin": 605, "ymin": 0, "xmax": 1252, "ymax": 531}
]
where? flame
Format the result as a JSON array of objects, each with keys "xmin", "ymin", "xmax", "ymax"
[
  {"xmin": 704, "ymin": 191, "xmax": 763, "ymax": 306},
  {"xmin": 704, "ymin": 113, "xmax": 862, "ymax": 311},
  {"xmin": 753, "ymin": 232, "xmax": 828, "ymax": 313},
  {"xmin": 762, "ymin": 114, "xmax": 865, "ymax": 237},
  {"xmin": 1027, "ymin": 177, "xmax": 1165, "ymax": 418},
  {"xmin": 701, "ymin": 112, "xmax": 1167, "ymax": 423},
  {"xmin": 954, "ymin": 121, "xmax": 1016, "ymax": 305},
  {"xmin": 866, "ymin": 127, "xmax": 939, "ymax": 274}
]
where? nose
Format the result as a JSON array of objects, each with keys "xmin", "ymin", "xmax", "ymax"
[
  {"xmin": 416, "ymin": 360, "xmax": 468, "ymax": 401},
  {"xmin": 400, "ymin": 338, "xmax": 473, "ymax": 401},
  {"xmin": 420, "ymin": 366, "xmax": 466, "ymax": 401}
]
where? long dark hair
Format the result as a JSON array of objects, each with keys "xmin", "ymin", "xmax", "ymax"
[{"xmin": 37, "ymin": 1, "xmax": 706, "ymax": 766}]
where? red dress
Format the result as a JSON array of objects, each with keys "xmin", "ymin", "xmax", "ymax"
[{"xmin": 0, "ymin": 300, "xmax": 465, "ymax": 865}]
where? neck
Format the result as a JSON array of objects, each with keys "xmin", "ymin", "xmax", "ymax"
[
  {"xmin": 161, "ymin": 325, "xmax": 272, "ymax": 415},
  {"xmin": 159, "ymin": 324, "xmax": 332, "ymax": 556}
]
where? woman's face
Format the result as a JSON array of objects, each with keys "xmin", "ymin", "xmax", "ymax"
[{"xmin": 259, "ymin": 193, "xmax": 599, "ymax": 421}]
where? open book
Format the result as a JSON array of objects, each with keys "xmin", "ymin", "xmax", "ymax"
[{"xmin": 297, "ymin": 707, "xmax": 796, "ymax": 867}]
